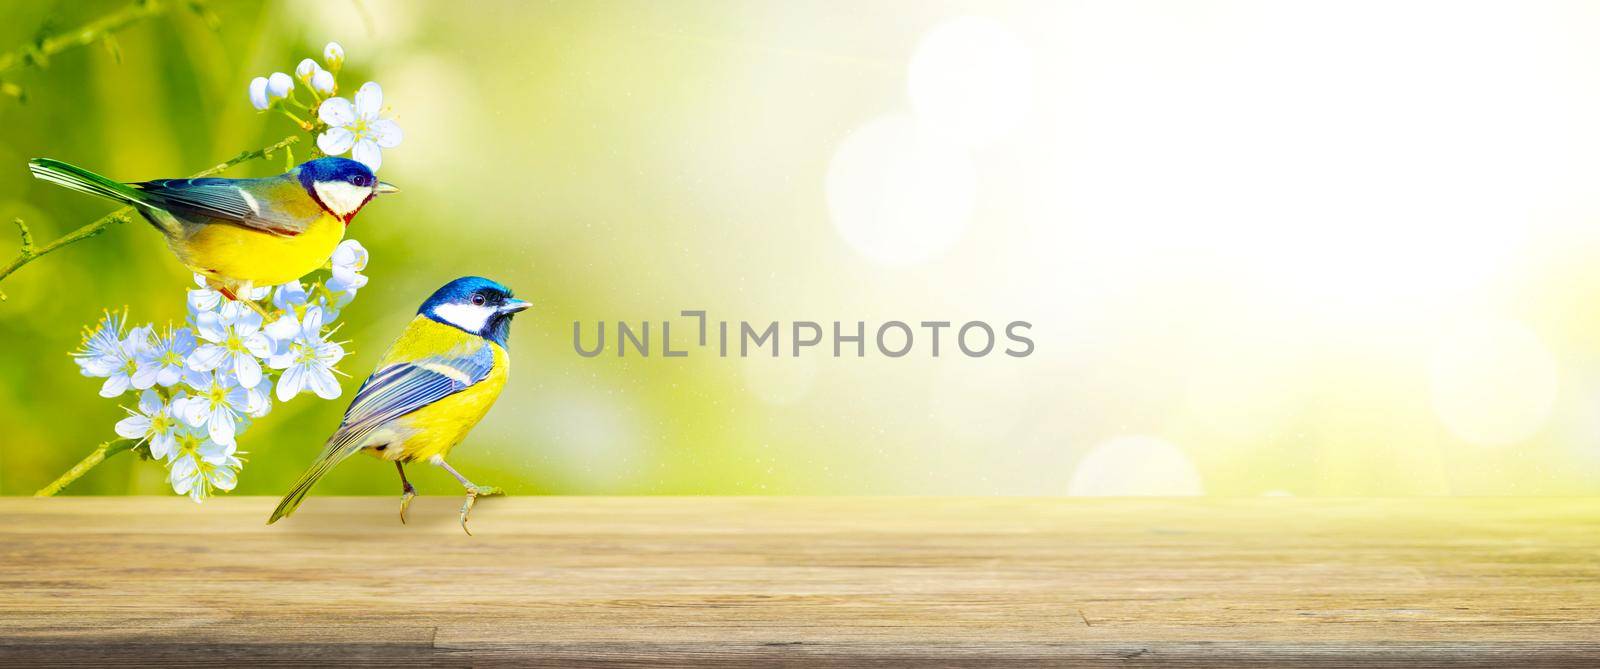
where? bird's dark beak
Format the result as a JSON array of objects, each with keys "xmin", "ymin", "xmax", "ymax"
[
  {"xmin": 498, "ymin": 298, "xmax": 531, "ymax": 314},
  {"xmin": 375, "ymin": 181, "xmax": 400, "ymax": 194}
]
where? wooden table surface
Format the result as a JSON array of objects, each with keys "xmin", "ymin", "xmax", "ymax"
[{"xmin": 2, "ymin": 497, "xmax": 1598, "ymax": 667}]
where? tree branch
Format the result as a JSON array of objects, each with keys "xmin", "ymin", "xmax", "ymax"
[
  {"xmin": 34, "ymin": 439, "xmax": 138, "ymax": 496},
  {"xmin": 0, "ymin": 135, "xmax": 300, "ymax": 300},
  {"xmin": 0, "ymin": 0, "xmax": 175, "ymax": 75}
]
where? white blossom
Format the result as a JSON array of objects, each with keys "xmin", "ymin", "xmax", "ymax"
[
  {"xmin": 269, "ymin": 306, "xmax": 345, "ymax": 401},
  {"xmin": 73, "ymin": 309, "xmax": 128, "ymax": 379},
  {"xmin": 311, "ymin": 69, "xmax": 336, "ymax": 96},
  {"xmin": 188, "ymin": 306, "xmax": 273, "ymax": 388},
  {"xmin": 99, "ymin": 325, "xmax": 153, "ymax": 397},
  {"xmin": 266, "ymin": 72, "xmax": 294, "ymax": 101},
  {"xmin": 175, "ymin": 368, "xmax": 254, "ymax": 446},
  {"xmin": 273, "ymin": 280, "xmax": 309, "ymax": 311},
  {"xmin": 323, "ymin": 42, "xmax": 345, "ymax": 72},
  {"xmin": 248, "ymin": 76, "xmax": 271, "ymax": 110},
  {"xmin": 317, "ymin": 82, "xmax": 402, "ymax": 171},
  {"xmin": 134, "ymin": 326, "xmax": 196, "ymax": 389},
  {"xmin": 115, "ymin": 389, "xmax": 186, "ymax": 459},
  {"xmin": 166, "ymin": 427, "xmax": 239, "ymax": 502},
  {"xmin": 296, "ymin": 58, "xmax": 320, "ymax": 82}
]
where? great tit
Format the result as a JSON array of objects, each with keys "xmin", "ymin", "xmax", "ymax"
[
  {"xmin": 269, "ymin": 276, "xmax": 531, "ymax": 534},
  {"xmin": 28, "ymin": 156, "xmax": 397, "ymax": 299}
]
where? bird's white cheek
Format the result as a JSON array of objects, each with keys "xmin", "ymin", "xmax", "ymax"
[
  {"xmin": 431, "ymin": 303, "xmax": 494, "ymax": 332},
  {"xmin": 312, "ymin": 181, "xmax": 373, "ymax": 217}
]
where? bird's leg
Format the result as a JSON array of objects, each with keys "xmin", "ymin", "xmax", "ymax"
[
  {"xmin": 433, "ymin": 457, "xmax": 503, "ymax": 536},
  {"xmin": 241, "ymin": 299, "xmax": 271, "ymax": 318},
  {"xmin": 396, "ymin": 461, "xmax": 417, "ymax": 525},
  {"xmin": 215, "ymin": 283, "xmax": 271, "ymax": 318}
]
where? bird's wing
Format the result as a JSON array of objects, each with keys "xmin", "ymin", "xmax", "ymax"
[
  {"xmin": 327, "ymin": 341, "xmax": 497, "ymax": 451},
  {"xmin": 130, "ymin": 176, "xmax": 318, "ymax": 236}
]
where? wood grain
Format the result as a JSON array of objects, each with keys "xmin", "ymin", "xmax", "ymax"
[{"xmin": 2, "ymin": 497, "xmax": 1598, "ymax": 667}]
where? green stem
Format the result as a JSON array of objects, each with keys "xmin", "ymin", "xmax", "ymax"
[
  {"xmin": 0, "ymin": 135, "xmax": 300, "ymax": 298},
  {"xmin": 35, "ymin": 439, "xmax": 137, "ymax": 496}
]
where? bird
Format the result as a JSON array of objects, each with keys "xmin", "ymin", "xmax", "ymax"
[
  {"xmin": 268, "ymin": 276, "xmax": 531, "ymax": 534},
  {"xmin": 27, "ymin": 156, "xmax": 397, "ymax": 302}
]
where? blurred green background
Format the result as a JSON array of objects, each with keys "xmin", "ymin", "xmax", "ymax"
[{"xmin": 5, "ymin": 0, "xmax": 1600, "ymax": 498}]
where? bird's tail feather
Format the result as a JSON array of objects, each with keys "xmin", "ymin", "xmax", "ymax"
[
  {"xmin": 268, "ymin": 438, "xmax": 362, "ymax": 524},
  {"xmin": 28, "ymin": 158, "xmax": 146, "ymax": 205}
]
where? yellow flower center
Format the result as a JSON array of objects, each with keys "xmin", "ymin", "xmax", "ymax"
[{"xmin": 174, "ymin": 431, "xmax": 202, "ymax": 456}]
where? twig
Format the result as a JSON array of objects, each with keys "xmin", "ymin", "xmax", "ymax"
[
  {"xmin": 0, "ymin": 0, "xmax": 175, "ymax": 75},
  {"xmin": 0, "ymin": 135, "xmax": 300, "ymax": 299},
  {"xmin": 35, "ymin": 439, "xmax": 138, "ymax": 496}
]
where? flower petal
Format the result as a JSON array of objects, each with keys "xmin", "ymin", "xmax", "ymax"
[
  {"xmin": 156, "ymin": 364, "xmax": 183, "ymax": 387},
  {"xmin": 149, "ymin": 431, "xmax": 176, "ymax": 460},
  {"xmin": 369, "ymin": 119, "xmax": 403, "ymax": 148},
  {"xmin": 351, "ymin": 139, "xmax": 382, "ymax": 171},
  {"xmin": 210, "ymin": 466, "xmax": 238, "ymax": 491},
  {"xmin": 169, "ymin": 456, "xmax": 198, "ymax": 494},
  {"xmin": 196, "ymin": 311, "xmax": 226, "ymax": 342},
  {"xmin": 264, "ymin": 314, "xmax": 301, "ymax": 343},
  {"xmin": 188, "ymin": 344, "xmax": 228, "ymax": 372},
  {"xmin": 100, "ymin": 374, "xmax": 130, "ymax": 398},
  {"xmin": 354, "ymin": 82, "xmax": 383, "ymax": 118},
  {"xmin": 138, "ymin": 389, "xmax": 163, "ymax": 414},
  {"xmin": 330, "ymin": 240, "xmax": 368, "ymax": 271},
  {"xmin": 207, "ymin": 409, "xmax": 236, "ymax": 446},
  {"xmin": 318, "ymin": 127, "xmax": 355, "ymax": 156},
  {"xmin": 171, "ymin": 328, "xmax": 198, "ymax": 354},
  {"xmin": 277, "ymin": 364, "xmax": 306, "ymax": 402},
  {"xmin": 248, "ymin": 77, "xmax": 270, "ymax": 110},
  {"xmin": 318, "ymin": 96, "xmax": 356, "ymax": 127},
  {"xmin": 234, "ymin": 353, "xmax": 262, "ymax": 389},
  {"xmin": 306, "ymin": 366, "xmax": 343, "ymax": 400},
  {"xmin": 115, "ymin": 415, "xmax": 151, "ymax": 440},
  {"xmin": 231, "ymin": 308, "xmax": 263, "ymax": 334},
  {"xmin": 315, "ymin": 341, "xmax": 345, "ymax": 365},
  {"xmin": 177, "ymin": 397, "xmax": 208, "ymax": 427}
]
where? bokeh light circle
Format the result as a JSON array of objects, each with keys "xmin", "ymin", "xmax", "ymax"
[
  {"xmin": 826, "ymin": 113, "xmax": 976, "ymax": 266},
  {"xmin": 1067, "ymin": 436, "xmax": 1203, "ymax": 496},
  {"xmin": 907, "ymin": 16, "xmax": 1033, "ymax": 147},
  {"xmin": 1429, "ymin": 319, "xmax": 1558, "ymax": 447}
]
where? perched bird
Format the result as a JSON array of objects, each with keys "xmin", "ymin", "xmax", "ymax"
[
  {"xmin": 269, "ymin": 276, "xmax": 530, "ymax": 534},
  {"xmin": 28, "ymin": 156, "xmax": 397, "ymax": 300}
]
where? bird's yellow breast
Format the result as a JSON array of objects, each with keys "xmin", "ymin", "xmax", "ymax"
[
  {"xmin": 368, "ymin": 319, "xmax": 511, "ymax": 463},
  {"xmin": 174, "ymin": 214, "xmax": 345, "ymax": 287}
]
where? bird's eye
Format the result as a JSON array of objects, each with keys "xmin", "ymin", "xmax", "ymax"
[
  {"xmin": 352, "ymin": 175, "xmax": 372, "ymax": 187},
  {"xmin": 471, "ymin": 293, "xmax": 486, "ymax": 306}
]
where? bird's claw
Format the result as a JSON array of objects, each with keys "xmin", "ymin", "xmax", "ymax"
[
  {"xmin": 399, "ymin": 488, "xmax": 417, "ymax": 525},
  {"xmin": 458, "ymin": 485, "xmax": 504, "ymax": 536}
]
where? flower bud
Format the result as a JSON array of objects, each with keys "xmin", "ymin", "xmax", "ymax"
[
  {"xmin": 310, "ymin": 69, "xmax": 336, "ymax": 95},
  {"xmin": 323, "ymin": 42, "xmax": 345, "ymax": 72},
  {"xmin": 266, "ymin": 72, "xmax": 294, "ymax": 101},
  {"xmin": 248, "ymin": 77, "xmax": 270, "ymax": 110},
  {"xmin": 295, "ymin": 58, "xmax": 319, "ymax": 82}
]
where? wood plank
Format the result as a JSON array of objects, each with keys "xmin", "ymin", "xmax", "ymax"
[{"xmin": 2, "ymin": 497, "xmax": 1598, "ymax": 666}]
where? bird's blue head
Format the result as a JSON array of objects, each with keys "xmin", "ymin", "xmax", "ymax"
[
  {"xmin": 296, "ymin": 157, "xmax": 398, "ymax": 223},
  {"xmin": 419, "ymin": 276, "xmax": 531, "ymax": 346}
]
